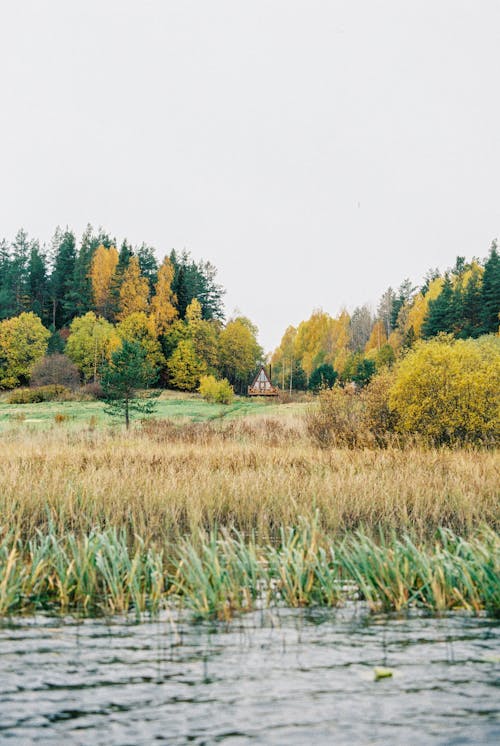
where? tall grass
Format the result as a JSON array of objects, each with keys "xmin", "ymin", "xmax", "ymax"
[
  {"xmin": 0, "ymin": 521, "xmax": 498, "ymax": 619},
  {"xmin": 0, "ymin": 418, "xmax": 497, "ymax": 542}
]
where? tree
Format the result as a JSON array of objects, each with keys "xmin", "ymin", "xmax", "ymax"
[
  {"xmin": 27, "ymin": 241, "xmax": 49, "ymax": 324},
  {"xmin": 389, "ymin": 335, "xmax": 500, "ymax": 444},
  {"xmin": 117, "ymin": 312, "xmax": 166, "ymax": 372},
  {"xmin": 481, "ymin": 241, "xmax": 500, "ymax": 334},
  {"xmin": 71, "ymin": 224, "xmax": 96, "ymax": 317},
  {"xmin": 90, "ymin": 244, "xmax": 119, "ymax": 319},
  {"xmin": 342, "ymin": 353, "xmax": 376, "ymax": 387},
  {"xmin": 167, "ymin": 338, "xmax": 206, "ymax": 390},
  {"xmin": 364, "ymin": 320, "xmax": 387, "ymax": 353},
  {"xmin": 136, "ymin": 243, "xmax": 158, "ymax": 293},
  {"xmin": 422, "ymin": 274, "xmax": 455, "ymax": 338},
  {"xmin": 117, "ymin": 256, "xmax": 149, "ymax": 320},
  {"xmin": 49, "ymin": 229, "xmax": 76, "ymax": 328},
  {"xmin": 349, "ymin": 305, "xmax": 373, "ymax": 352},
  {"xmin": 0, "ymin": 312, "xmax": 50, "ymax": 389},
  {"xmin": 218, "ymin": 317, "xmax": 263, "ymax": 392},
  {"xmin": 66, "ymin": 312, "xmax": 120, "ymax": 382},
  {"xmin": 150, "ymin": 256, "xmax": 178, "ymax": 334},
  {"xmin": 309, "ymin": 363, "xmax": 338, "ymax": 391},
  {"xmin": 102, "ymin": 340, "xmax": 158, "ymax": 428},
  {"xmin": 377, "ymin": 287, "xmax": 396, "ymax": 338}
]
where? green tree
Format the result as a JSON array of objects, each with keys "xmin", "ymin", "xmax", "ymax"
[
  {"xmin": 481, "ymin": 241, "xmax": 500, "ymax": 333},
  {"xmin": 309, "ymin": 363, "xmax": 338, "ymax": 391},
  {"xmin": 102, "ymin": 340, "xmax": 158, "ymax": 428},
  {"xmin": 0, "ymin": 312, "xmax": 50, "ymax": 388},
  {"xmin": 422, "ymin": 274, "xmax": 455, "ymax": 338},
  {"xmin": 49, "ymin": 229, "xmax": 77, "ymax": 328}
]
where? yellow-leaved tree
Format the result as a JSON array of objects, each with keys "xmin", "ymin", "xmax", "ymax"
[
  {"xmin": 365, "ymin": 320, "xmax": 388, "ymax": 354},
  {"xmin": 66, "ymin": 311, "xmax": 120, "ymax": 382},
  {"xmin": 118, "ymin": 256, "xmax": 150, "ymax": 320},
  {"xmin": 167, "ymin": 339, "xmax": 206, "ymax": 391},
  {"xmin": 90, "ymin": 245, "xmax": 119, "ymax": 319},
  {"xmin": 117, "ymin": 312, "xmax": 166, "ymax": 372},
  {"xmin": 150, "ymin": 257, "xmax": 178, "ymax": 334},
  {"xmin": 0, "ymin": 312, "xmax": 50, "ymax": 388},
  {"xmin": 389, "ymin": 335, "xmax": 500, "ymax": 444}
]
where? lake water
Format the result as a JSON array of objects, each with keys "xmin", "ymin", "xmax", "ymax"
[{"xmin": 0, "ymin": 607, "xmax": 498, "ymax": 745}]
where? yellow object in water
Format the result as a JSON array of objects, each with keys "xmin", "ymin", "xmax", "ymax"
[{"xmin": 374, "ymin": 667, "xmax": 393, "ymax": 680}]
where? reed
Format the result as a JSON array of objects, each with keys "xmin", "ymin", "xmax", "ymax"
[
  {"xmin": 0, "ymin": 522, "xmax": 498, "ymax": 619},
  {"xmin": 0, "ymin": 417, "xmax": 498, "ymax": 542}
]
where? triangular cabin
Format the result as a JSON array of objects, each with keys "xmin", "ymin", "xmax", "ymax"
[{"xmin": 248, "ymin": 365, "xmax": 279, "ymax": 396}]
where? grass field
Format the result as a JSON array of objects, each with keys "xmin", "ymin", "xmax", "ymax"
[{"xmin": 0, "ymin": 391, "xmax": 293, "ymax": 431}]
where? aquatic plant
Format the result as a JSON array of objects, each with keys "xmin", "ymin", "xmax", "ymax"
[{"xmin": 0, "ymin": 522, "xmax": 498, "ymax": 620}]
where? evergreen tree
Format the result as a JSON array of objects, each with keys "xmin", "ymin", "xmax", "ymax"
[
  {"xmin": 459, "ymin": 270, "xmax": 483, "ymax": 338},
  {"xmin": 481, "ymin": 241, "xmax": 500, "ymax": 333},
  {"xmin": 10, "ymin": 229, "xmax": 31, "ymax": 315},
  {"xmin": 49, "ymin": 230, "xmax": 76, "ymax": 328},
  {"xmin": 0, "ymin": 239, "xmax": 14, "ymax": 319},
  {"xmin": 27, "ymin": 241, "xmax": 49, "ymax": 324},
  {"xmin": 102, "ymin": 340, "xmax": 158, "ymax": 429},
  {"xmin": 422, "ymin": 274, "xmax": 455, "ymax": 338},
  {"xmin": 136, "ymin": 243, "xmax": 158, "ymax": 294},
  {"xmin": 71, "ymin": 225, "xmax": 96, "ymax": 317}
]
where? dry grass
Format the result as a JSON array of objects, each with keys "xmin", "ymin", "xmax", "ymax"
[{"xmin": 0, "ymin": 415, "xmax": 498, "ymax": 542}]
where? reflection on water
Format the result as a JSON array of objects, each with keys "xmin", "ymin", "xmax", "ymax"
[{"xmin": 0, "ymin": 607, "xmax": 498, "ymax": 745}]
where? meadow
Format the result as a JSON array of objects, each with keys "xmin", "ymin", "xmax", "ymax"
[{"xmin": 0, "ymin": 393, "xmax": 498, "ymax": 619}]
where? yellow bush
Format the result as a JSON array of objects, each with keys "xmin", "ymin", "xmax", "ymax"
[
  {"xmin": 389, "ymin": 335, "xmax": 500, "ymax": 444},
  {"xmin": 199, "ymin": 375, "xmax": 234, "ymax": 404}
]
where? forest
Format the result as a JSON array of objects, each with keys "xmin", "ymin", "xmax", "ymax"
[{"xmin": 0, "ymin": 225, "xmax": 499, "ymax": 400}]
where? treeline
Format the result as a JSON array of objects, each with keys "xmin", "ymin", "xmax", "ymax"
[
  {"xmin": 0, "ymin": 226, "xmax": 263, "ymax": 392},
  {"xmin": 272, "ymin": 243, "xmax": 500, "ymax": 390},
  {"xmin": 0, "ymin": 225, "xmax": 224, "ymax": 326}
]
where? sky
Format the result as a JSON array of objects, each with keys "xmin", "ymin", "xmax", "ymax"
[{"xmin": 1, "ymin": 1, "xmax": 499, "ymax": 352}]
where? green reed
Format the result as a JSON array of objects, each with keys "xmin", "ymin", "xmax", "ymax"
[{"xmin": 0, "ymin": 521, "xmax": 498, "ymax": 619}]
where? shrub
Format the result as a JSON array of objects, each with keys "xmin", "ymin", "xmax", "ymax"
[
  {"xmin": 79, "ymin": 382, "xmax": 106, "ymax": 400},
  {"xmin": 305, "ymin": 386, "xmax": 371, "ymax": 448},
  {"xmin": 8, "ymin": 385, "xmax": 71, "ymax": 404},
  {"xmin": 389, "ymin": 335, "xmax": 500, "ymax": 445},
  {"xmin": 361, "ymin": 368, "xmax": 399, "ymax": 445},
  {"xmin": 30, "ymin": 354, "xmax": 80, "ymax": 390},
  {"xmin": 199, "ymin": 375, "xmax": 234, "ymax": 404}
]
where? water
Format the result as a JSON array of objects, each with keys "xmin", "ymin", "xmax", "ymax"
[{"xmin": 0, "ymin": 607, "xmax": 498, "ymax": 745}]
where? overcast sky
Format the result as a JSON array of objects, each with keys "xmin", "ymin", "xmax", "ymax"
[{"xmin": 1, "ymin": 1, "xmax": 499, "ymax": 351}]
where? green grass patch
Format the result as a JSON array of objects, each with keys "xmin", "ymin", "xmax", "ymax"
[{"xmin": 0, "ymin": 391, "xmax": 298, "ymax": 432}]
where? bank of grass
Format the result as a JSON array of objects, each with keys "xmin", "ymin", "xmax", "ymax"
[{"xmin": 0, "ymin": 521, "xmax": 498, "ymax": 619}]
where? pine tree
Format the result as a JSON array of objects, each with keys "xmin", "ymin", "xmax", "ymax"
[
  {"xmin": 422, "ymin": 274, "xmax": 455, "ymax": 337},
  {"xmin": 71, "ymin": 225, "xmax": 96, "ymax": 317},
  {"xmin": 49, "ymin": 230, "xmax": 76, "ymax": 328},
  {"xmin": 136, "ymin": 244, "xmax": 158, "ymax": 294},
  {"xmin": 27, "ymin": 241, "xmax": 49, "ymax": 324},
  {"xmin": 481, "ymin": 241, "xmax": 500, "ymax": 333},
  {"xmin": 102, "ymin": 340, "xmax": 158, "ymax": 429},
  {"xmin": 10, "ymin": 229, "xmax": 31, "ymax": 315}
]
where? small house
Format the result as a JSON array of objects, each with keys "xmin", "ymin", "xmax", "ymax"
[{"xmin": 248, "ymin": 365, "xmax": 279, "ymax": 396}]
